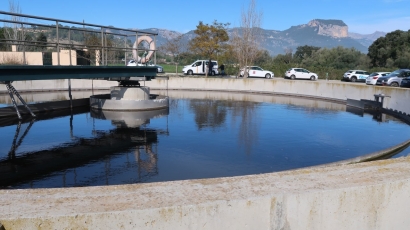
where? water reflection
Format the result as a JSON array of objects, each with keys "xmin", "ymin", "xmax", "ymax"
[
  {"xmin": 90, "ymin": 109, "xmax": 169, "ymax": 128},
  {"xmin": 0, "ymin": 108, "xmax": 168, "ymax": 188},
  {"xmin": 1, "ymin": 90, "xmax": 410, "ymax": 189}
]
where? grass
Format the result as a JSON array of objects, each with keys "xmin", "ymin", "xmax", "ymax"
[{"xmin": 161, "ymin": 64, "xmax": 183, "ymax": 74}]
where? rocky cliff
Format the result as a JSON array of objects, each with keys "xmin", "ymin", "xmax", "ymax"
[
  {"xmin": 307, "ymin": 19, "xmax": 348, "ymax": 38},
  {"xmin": 141, "ymin": 19, "xmax": 383, "ymax": 55}
]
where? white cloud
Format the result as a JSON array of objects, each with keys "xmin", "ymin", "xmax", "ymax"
[{"xmin": 348, "ymin": 16, "xmax": 410, "ymax": 34}]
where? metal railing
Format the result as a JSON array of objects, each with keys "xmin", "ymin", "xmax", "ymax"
[{"xmin": 0, "ymin": 11, "xmax": 158, "ymax": 66}]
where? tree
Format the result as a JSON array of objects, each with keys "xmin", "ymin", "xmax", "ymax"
[
  {"xmin": 3, "ymin": 0, "xmax": 28, "ymax": 52},
  {"xmin": 188, "ymin": 20, "xmax": 230, "ymax": 76},
  {"xmin": 161, "ymin": 34, "xmax": 185, "ymax": 74},
  {"xmin": 0, "ymin": 28, "xmax": 8, "ymax": 51},
  {"xmin": 294, "ymin": 45, "xmax": 321, "ymax": 60},
  {"xmin": 35, "ymin": 32, "xmax": 47, "ymax": 51},
  {"xmin": 83, "ymin": 34, "xmax": 102, "ymax": 65},
  {"xmin": 231, "ymin": 0, "xmax": 263, "ymax": 78},
  {"xmin": 302, "ymin": 46, "xmax": 365, "ymax": 70},
  {"xmin": 368, "ymin": 30, "xmax": 410, "ymax": 68}
]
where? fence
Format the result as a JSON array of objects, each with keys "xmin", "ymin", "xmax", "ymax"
[{"xmin": 0, "ymin": 10, "xmax": 158, "ymax": 66}]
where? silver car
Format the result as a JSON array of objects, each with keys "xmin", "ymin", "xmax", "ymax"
[{"xmin": 376, "ymin": 69, "xmax": 410, "ymax": 87}]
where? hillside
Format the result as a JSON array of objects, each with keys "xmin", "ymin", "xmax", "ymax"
[
  {"xmin": 150, "ymin": 19, "xmax": 384, "ymax": 55},
  {"xmin": 22, "ymin": 19, "xmax": 385, "ymax": 55},
  {"xmin": 227, "ymin": 19, "xmax": 368, "ymax": 54}
]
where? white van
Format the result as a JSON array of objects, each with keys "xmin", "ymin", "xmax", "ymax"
[{"xmin": 182, "ymin": 60, "xmax": 219, "ymax": 76}]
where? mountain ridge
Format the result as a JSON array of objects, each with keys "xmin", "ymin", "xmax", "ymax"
[{"xmin": 135, "ymin": 19, "xmax": 387, "ymax": 55}]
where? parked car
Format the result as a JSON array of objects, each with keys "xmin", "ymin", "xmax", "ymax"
[
  {"xmin": 239, "ymin": 66, "xmax": 274, "ymax": 78},
  {"xmin": 365, "ymin": 72, "xmax": 391, "ymax": 85},
  {"xmin": 376, "ymin": 69, "xmax": 410, "ymax": 87},
  {"xmin": 342, "ymin": 70, "xmax": 370, "ymax": 82},
  {"xmin": 400, "ymin": 76, "xmax": 410, "ymax": 88},
  {"xmin": 127, "ymin": 60, "xmax": 164, "ymax": 73},
  {"xmin": 182, "ymin": 60, "xmax": 219, "ymax": 76},
  {"xmin": 284, "ymin": 68, "xmax": 318, "ymax": 80}
]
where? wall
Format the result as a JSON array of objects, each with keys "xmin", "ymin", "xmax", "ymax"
[
  {"xmin": 145, "ymin": 77, "xmax": 410, "ymax": 115},
  {"xmin": 0, "ymin": 50, "xmax": 77, "ymax": 66},
  {"xmin": 0, "ymin": 157, "xmax": 410, "ymax": 230},
  {"xmin": 52, "ymin": 50, "xmax": 77, "ymax": 65},
  {"xmin": 1, "ymin": 77, "xmax": 410, "ymax": 229},
  {"xmin": 2, "ymin": 77, "xmax": 410, "ymax": 114},
  {"xmin": 0, "ymin": 51, "xmax": 43, "ymax": 65}
]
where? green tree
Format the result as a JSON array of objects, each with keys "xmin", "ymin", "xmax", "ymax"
[
  {"xmin": 84, "ymin": 34, "xmax": 102, "ymax": 65},
  {"xmin": 294, "ymin": 45, "xmax": 321, "ymax": 61},
  {"xmin": 0, "ymin": 28, "xmax": 8, "ymax": 51},
  {"xmin": 368, "ymin": 30, "xmax": 410, "ymax": 68},
  {"xmin": 35, "ymin": 32, "xmax": 47, "ymax": 51},
  {"xmin": 188, "ymin": 20, "xmax": 229, "ymax": 76}
]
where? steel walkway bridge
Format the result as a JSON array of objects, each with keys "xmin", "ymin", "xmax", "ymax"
[
  {"xmin": 0, "ymin": 64, "xmax": 158, "ymax": 120},
  {"xmin": 0, "ymin": 11, "xmax": 161, "ymax": 119},
  {"xmin": 0, "ymin": 65, "xmax": 157, "ymax": 82}
]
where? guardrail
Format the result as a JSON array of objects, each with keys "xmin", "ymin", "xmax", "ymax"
[{"xmin": 0, "ymin": 11, "xmax": 158, "ymax": 66}]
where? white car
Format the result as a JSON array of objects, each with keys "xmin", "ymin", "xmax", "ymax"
[
  {"xmin": 285, "ymin": 68, "xmax": 318, "ymax": 80},
  {"xmin": 127, "ymin": 60, "xmax": 163, "ymax": 73},
  {"xmin": 342, "ymin": 70, "xmax": 370, "ymax": 82},
  {"xmin": 182, "ymin": 60, "xmax": 219, "ymax": 76},
  {"xmin": 239, "ymin": 66, "xmax": 274, "ymax": 78},
  {"xmin": 366, "ymin": 72, "xmax": 391, "ymax": 85}
]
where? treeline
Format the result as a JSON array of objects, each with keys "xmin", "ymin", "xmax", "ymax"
[
  {"xmin": 168, "ymin": 29, "xmax": 410, "ymax": 79},
  {"xmin": 253, "ymin": 29, "xmax": 410, "ymax": 79}
]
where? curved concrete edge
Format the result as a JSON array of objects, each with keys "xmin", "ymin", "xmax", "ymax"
[
  {"xmin": 319, "ymin": 139, "xmax": 410, "ymax": 167},
  {"xmin": 1, "ymin": 157, "xmax": 410, "ymax": 229},
  {"xmin": 90, "ymin": 94, "xmax": 169, "ymax": 111},
  {"xmin": 3, "ymin": 78, "xmax": 410, "ymax": 229}
]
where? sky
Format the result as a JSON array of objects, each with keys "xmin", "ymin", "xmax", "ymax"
[{"xmin": 0, "ymin": 0, "xmax": 409, "ymax": 34}]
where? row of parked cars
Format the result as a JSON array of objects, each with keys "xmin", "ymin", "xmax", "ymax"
[
  {"xmin": 239, "ymin": 67, "xmax": 320, "ymax": 80},
  {"xmin": 342, "ymin": 69, "xmax": 410, "ymax": 87}
]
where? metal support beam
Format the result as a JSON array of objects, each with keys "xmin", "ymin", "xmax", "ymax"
[
  {"xmin": 5, "ymin": 83, "xmax": 22, "ymax": 119},
  {"xmin": 56, "ymin": 21, "xmax": 60, "ymax": 65},
  {"xmin": 8, "ymin": 119, "xmax": 35, "ymax": 159},
  {"xmin": 5, "ymin": 82, "xmax": 36, "ymax": 119},
  {"xmin": 68, "ymin": 79, "xmax": 73, "ymax": 110}
]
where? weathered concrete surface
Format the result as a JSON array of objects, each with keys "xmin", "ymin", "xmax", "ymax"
[
  {"xmin": 1, "ymin": 157, "xmax": 410, "ymax": 229},
  {"xmin": 1, "ymin": 77, "xmax": 410, "ymax": 229}
]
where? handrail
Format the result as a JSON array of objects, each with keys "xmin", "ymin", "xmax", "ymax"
[
  {"xmin": 0, "ymin": 10, "xmax": 158, "ymax": 36},
  {"xmin": 0, "ymin": 11, "xmax": 158, "ymax": 66}
]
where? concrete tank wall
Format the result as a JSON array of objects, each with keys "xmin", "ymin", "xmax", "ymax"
[
  {"xmin": 2, "ymin": 78, "xmax": 409, "ymax": 116},
  {"xmin": 145, "ymin": 78, "xmax": 410, "ymax": 114},
  {"xmin": 1, "ymin": 157, "xmax": 410, "ymax": 230},
  {"xmin": 1, "ymin": 77, "xmax": 410, "ymax": 229}
]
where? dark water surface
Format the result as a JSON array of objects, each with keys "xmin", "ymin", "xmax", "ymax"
[{"xmin": 1, "ymin": 90, "xmax": 409, "ymax": 189}]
